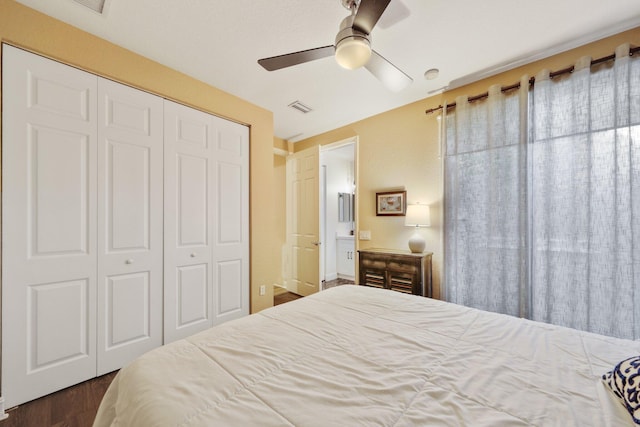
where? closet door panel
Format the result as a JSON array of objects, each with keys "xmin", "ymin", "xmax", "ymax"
[
  {"xmin": 107, "ymin": 141, "xmax": 150, "ymax": 249},
  {"xmin": 30, "ymin": 280, "xmax": 90, "ymax": 365},
  {"xmin": 177, "ymin": 264, "xmax": 209, "ymax": 325},
  {"xmin": 218, "ymin": 162, "xmax": 243, "ymax": 243},
  {"xmin": 96, "ymin": 78, "xmax": 163, "ymax": 375},
  {"xmin": 211, "ymin": 116, "xmax": 249, "ymax": 324},
  {"xmin": 164, "ymin": 100, "xmax": 214, "ymax": 343},
  {"xmin": 177, "ymin": 154, "xmax": 209, "ymax": 245},
  {"xmin": 217, "ymin": 259, "xmax": 243, "ymax": 314},
  {"xmin": 2, "ymin": 45, "xmax": 98, "ymax": 408},
  {"xmin": 31, "ymin": 126, "xmax": 91, "ymax": 256},
  {"xmin": 107, "ymin": 272, "xmax": 150, "ymax": 344}
]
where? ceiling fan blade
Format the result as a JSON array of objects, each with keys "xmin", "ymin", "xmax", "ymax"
[
  {"xmin": 365, "ymin": 50, "xmax": 412, "ymax": 92},
  {"xmin": 376, "ymin": 0, "xmax": 410, "ymax": 29},
  {"xmin": 352, "ymin": 0, "xmax": 391, "ymax": 35},
  {"xmin": 258, "ymin": 46, "xmax": 335, "ymax": 71}
]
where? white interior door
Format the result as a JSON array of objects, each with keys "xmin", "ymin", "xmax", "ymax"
[
  {"xmin": 286, "ymin": 145, "xmax": 320, "ymax": 296},
  {"xmin": 96, "ymin": 78, "xmax": 164, "ymax": 374},
  {"xmin": 2, "ymin": 45, "xmax": 98, "ymax": 408},
  {"xmin": 1, "ymin": 46, "xmax": 249, "ymax": 407},
  {"xmin": 163, "ymin": 100, "xmax": 214, "ymax": 343},
  {"xmin": 211, "ymin": 116, "xmax": 249, "ymax": 325}
]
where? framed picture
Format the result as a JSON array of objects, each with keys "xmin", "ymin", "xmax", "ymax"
[{"xmin": 376, "ymin": 191, "xmax": 406, "ymax": 216}]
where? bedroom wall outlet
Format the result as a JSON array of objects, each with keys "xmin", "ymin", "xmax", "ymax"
[
  {"xmin": 259, "ymin": 285, "xmax": 266, "ymax": 296},
  {"xmin": 359, "ymin": 230, "xmax": 371, "ymax": 240}
]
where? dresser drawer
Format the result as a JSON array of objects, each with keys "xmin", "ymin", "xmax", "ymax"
[
  {"xmin": 360, "ymin": 257, "xmax": 387, "ymax": 270},
  {"xmin": 387, "ymin": 259, "xmax": 419, "ymax": 274},
  {"xmin": 358, "ymin": 249, "xmax": 432, "ymax": 297}
]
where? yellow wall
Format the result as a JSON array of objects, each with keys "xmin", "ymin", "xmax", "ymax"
[
  {"xmin": 296, "ymin": 100, "xmax": 444, "ymax": 298},
  {"xmin": 293, "ymin": 26, "xmax": 640, "ymax": 300},
  {"xmin": 273, "ymin": 136, "xmax": 289, "ymax": 153},
  {"xmin": 0, "ymin": 0, "xmax": 278, "ymax": 313}
]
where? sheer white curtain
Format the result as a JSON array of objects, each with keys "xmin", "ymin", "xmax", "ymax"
[
  {"xmin": 444, "ymin": 44, "xmax": 640, "ymax": 340},
  {"xmin": 444, "ymin": 79, "xmax": 529, "ymax": 317},
  {"xmin": 530, "ymin": 44, "xmax": 640, "ymax": 339}
]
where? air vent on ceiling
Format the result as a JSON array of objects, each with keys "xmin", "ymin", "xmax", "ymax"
[
  {"xmin": 288, "ymin": 101, "xmax": 312, "ymax": 114},
  {"xmin": 73, "ymin": 0, "xmax": 107, "ymax": 14}
]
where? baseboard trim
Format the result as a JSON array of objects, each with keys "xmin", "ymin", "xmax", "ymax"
[{"xmin": 0, "ymin": 397, "xmax": 8, "ymax": 421}]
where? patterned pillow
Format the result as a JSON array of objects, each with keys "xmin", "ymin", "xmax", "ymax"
[{"xmin": 602, "ymin": 355, "xmax": 640, "ymax": 424}]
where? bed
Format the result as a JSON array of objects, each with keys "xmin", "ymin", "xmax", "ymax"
[{"xmin": 93, "ymin": 285, "xmax": 640, "ymax": 426}]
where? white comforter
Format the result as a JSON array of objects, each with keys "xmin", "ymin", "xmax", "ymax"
[{"xmin": 93, "ymin": 285, "xmax": 640, "ymax": 426}]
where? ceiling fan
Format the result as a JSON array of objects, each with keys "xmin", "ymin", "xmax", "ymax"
[{"xmin": 258, "ymin": 0, "xmax": 413, "ymax": 92}]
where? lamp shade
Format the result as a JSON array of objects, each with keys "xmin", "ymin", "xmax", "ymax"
[
  {"xmin": 335, "ymin": 36, "xmax": 371, "ymax": 70},
  {"xmin": 405, "ymin": 204, "xmax": 431, "ymax": 227}
]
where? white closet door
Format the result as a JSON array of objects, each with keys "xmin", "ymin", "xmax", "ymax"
[
  {"xmin": 163, "ymin": 100, "xmax": 214, "ymax": 343},
  {"xmin": 96, "ymin": 78, "xmax": 164, "ymax": 374},
  {"xmin": 211, "ymin": 116, "xmax": 249, "ymax": 325},
  {"xmin": 2, "ymin": 45, "xmax": 98, "ymax": 408}
]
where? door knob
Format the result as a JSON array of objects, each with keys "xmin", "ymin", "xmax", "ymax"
[
  {"xmin": 190, "ymin": 252, "xmax": 197, "ymax": 258},
  {"xmin": 312, "ymin": 241, "xmax": 321, "ymax": 246},
  {"xmin": 125, "ymin": 259, "xmax": 134, "ymax": 264}
]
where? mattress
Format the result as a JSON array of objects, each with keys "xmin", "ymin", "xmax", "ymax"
[{"xmin": 93, "ymin": 285, "xmax": 640, "ymax": 426}]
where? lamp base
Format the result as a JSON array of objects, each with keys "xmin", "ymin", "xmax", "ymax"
[{"xmin": 408, "ymin": 232, "xmax": 425, "ymax": 253}]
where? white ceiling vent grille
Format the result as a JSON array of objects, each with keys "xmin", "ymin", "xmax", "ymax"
[
  {"xmin": 72, "ymin": 0, "xmax": 107, "ymax": 14},
  {"xmin": 288, "ymin": 101, "xmax": 312, "ymax": 114}
]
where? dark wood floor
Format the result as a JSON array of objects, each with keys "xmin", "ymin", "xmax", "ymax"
[
  {"xmin": 1, "ymin": 371, "xmax": 117, "ymax": 427},
  {"xmin": 324, "ymin": 278, "xmax": 355, "ymax": 289},
  {"xmin": 274, "ymin": 291, "xmax": 304, "ymax": 305}
]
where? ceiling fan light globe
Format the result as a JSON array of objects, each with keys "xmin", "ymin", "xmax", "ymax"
[{"xmin": 335, "ymin": 36, "xmax": 371, "ymax": 70}]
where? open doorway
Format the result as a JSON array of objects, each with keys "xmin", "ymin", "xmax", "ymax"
[{"xmin": 320, "ymin": 138, "xmax": 357, "ymax": 290}]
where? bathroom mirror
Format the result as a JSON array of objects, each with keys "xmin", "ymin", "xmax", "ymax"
[{"xmin": 338, "ymin": 193, "xmax": 353, "ymax": 222}]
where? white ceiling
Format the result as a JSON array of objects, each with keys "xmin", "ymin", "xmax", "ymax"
[{"xmin": 12, "ymin": 0, "xmax": 640, "ymax": 142}]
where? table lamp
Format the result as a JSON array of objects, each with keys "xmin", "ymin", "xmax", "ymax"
[{"xmin": 405, "ymin": 204, "xmax": 430, "ymax": 253}]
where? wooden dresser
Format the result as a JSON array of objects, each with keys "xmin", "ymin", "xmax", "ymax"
[{"xmin": 358, "ymin": 248, "xmax": 433, "ymax": 297}]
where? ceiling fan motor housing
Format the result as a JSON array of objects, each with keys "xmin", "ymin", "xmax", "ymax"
[
  {"xmin": 341, "ymin": 0, "xmax": 361, "ymax": 10},
  {"xmin": 334, "ymin": 15, "xmax": 371, "ymax": 69}
]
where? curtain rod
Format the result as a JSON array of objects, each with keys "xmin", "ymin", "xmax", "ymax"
[{"xmin": 425, "ymin": 45, "xmax": 640, "ymax": 115}]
